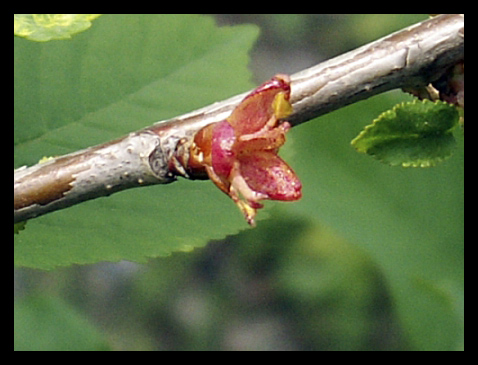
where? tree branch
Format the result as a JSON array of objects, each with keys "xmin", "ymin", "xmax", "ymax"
[{"xmin": 14, "ymin": 14, "xmax": 464, "ymax": 224}]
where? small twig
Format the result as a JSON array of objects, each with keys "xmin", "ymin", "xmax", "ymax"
[{"xmin": 14, "ymin": 14, "xmax": 464, "ymax": 224}]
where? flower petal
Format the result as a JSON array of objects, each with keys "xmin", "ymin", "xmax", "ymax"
[
  {"xmin": 227, "ymin": 75, "xmax": 291, "ymax": 135},
  {"xmin": 238, "ymin": 151, "xmax": 302, "ymax": 202},
  {"xmin": 185, "ymin": 74, "xmax": 301, "ymax": 226},
  {"xmin": 211, "ymin": 120, "xmax": 236, "ymax": 178}
]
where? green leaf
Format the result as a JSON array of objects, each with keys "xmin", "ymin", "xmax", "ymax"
[
  {"xmin": 14, "ymin": 295, "xmax": 110, "ymax": 351},
  {"xmin": 14, "ymin": 14, "xmax": 259, "ymax": 269},
  {"xmin": 351, "ymin": 99, "xmax": 460, "ymax": 167},
  {"xmin": 14, "ymin": 14, "xmax": 101, "ymax": 42}
]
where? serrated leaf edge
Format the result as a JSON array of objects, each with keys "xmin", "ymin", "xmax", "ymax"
[{"xmin": 351, "ymin": 99, "xmax": 459, "ymax": 167}]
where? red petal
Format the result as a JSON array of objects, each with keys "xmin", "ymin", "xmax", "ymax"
[
  {"xmin": 228, "ymin": 75, "xmax": 291, "ymax": 135},
  {"xmin": 238, "ymin": 151, "xmax": 302, "ymax": 202},
  {"xmin": 211, "ymin": 121, "xmax": 236, "ymax": 178}
]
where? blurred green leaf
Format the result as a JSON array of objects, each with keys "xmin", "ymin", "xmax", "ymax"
[
  {"xmin": 14, "ymin": 14, "xmax": 259, "ymax": 269},
  {"xmin": 14, "ymin": 295, "xmax": 109, "ymax": 351},
  {"xmin": 352, "ymin": 100, "xmax": 459, "ymax": 167},
  {"xmin": 286, "ymin": 92, "xmax": 464, "ymax": 350},
  {"xmin": 14, "ymin": 14, "xmax": 101, "ymax": 42}
]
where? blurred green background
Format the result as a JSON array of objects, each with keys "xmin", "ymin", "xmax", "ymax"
[{"xmin": 14, "ymin": 15, "xmax": 463, "ymax": 351}]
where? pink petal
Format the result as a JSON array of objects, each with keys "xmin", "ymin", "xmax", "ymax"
[
  {"xmin": 211, "ymin": 120, "xmax": 236, "ymax": 178},
  {"xmin": 238, "ymin": 151, "xmax": 302, "ymax": 202},
  {"xmin": 227, "ymin": 75, "xmax": 291, "ymax": 136}
]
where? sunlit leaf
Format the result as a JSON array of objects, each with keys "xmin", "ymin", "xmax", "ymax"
[{"xmin": 14, "ymin": 14, "xmax": 101, "ymax": 42}]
